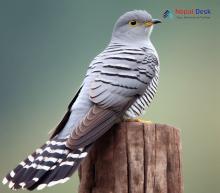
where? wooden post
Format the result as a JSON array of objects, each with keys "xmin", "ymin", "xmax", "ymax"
[{"xmin": 78, "ymin": 122, "xmax": 183, "ymax": 193}]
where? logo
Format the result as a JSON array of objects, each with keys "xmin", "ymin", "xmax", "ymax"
[
  {"xmin": 163, "ymin": 10, "xmax": 173, "ymax": 19},
  {"xmin": 162, "ymin": 8, "xmax": 211, "ymax": 19},
  {"xmin": 175, "ymin": 9, "xmax": 211, "ymax": 19}
]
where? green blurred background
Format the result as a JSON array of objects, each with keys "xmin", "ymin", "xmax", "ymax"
[{"xmin": 0, "ymin": 0, "xmax": 219, "ymax": 193}]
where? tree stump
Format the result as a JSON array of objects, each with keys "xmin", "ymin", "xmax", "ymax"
[{"xmin": 78, "ymin": 122, "xmax": 183, "ymax": 193}]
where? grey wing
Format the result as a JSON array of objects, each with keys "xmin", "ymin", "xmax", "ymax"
[
  {"xmin": 66, "ymin": 53, "xmax": 155, "ymax": 149},
  {"xmin": 66, "ymin": 104, "xmax": 132, "ymax": 149},
  {"xmin": 50, "ymin": 63, "xmax": 99, "ymax": 139},
  {"xmin": 89, "ymin": 52, "xmax": 152, "ymax": 109},
  {"xmin": 50, "ymin": 86, "xmax": 83, "ymax": 139},
  {"xmin": 50, "ymin": 86, "xmax": 82, "ymax": 139}
]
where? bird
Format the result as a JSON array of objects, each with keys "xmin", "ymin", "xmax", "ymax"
[{"xmin": 2, "ymin": 10, "xmax": 161, "ymax": 191}]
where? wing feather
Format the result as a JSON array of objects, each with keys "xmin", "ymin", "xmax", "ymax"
[
  {"xmin": 67, "ymin": 51, "xmax": 159, "ymax": 150},
  {"xmin": 50, "ymin": 86, "xmax": 82, "ymax": 139},
  {"xmin": 66, "ymin": 105, "xmax": 119, "ymax": 149},
  {"xmin": 66, "ymin": 100, "xmax": 135, "ymax": 150}
]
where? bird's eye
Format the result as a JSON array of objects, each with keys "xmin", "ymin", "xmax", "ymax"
[{"xmin": 129, "ymin": 20, "xmax": 137, "ymax": 26}]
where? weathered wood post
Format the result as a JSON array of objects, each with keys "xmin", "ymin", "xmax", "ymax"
[{"xmin": 78, "ymin": 121, "xmax": 183, "ymax": 193}]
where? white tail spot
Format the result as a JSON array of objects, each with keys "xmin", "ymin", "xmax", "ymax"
[
  {"xmin": 36, "ymin": 156, "xmax": 57, "ymax": 163},
  {"xmin": 19, "ymin": 161, "xmax": 25, "ymax": 166},
  {"xmin": 36, "ymin": 165, "xmax": 50, "ymax": 171},
  {"xmin": 36, "ymin": 148, "xmax": 43, "ymax": 154},
  {"xmin": 50, "ymin": 140, "xmax": 66, "ymax": 146},
  {"xmin": 24, "ymin": 163, "xmax": 37, "ymax": 169},
  {"xmin": 19, "ymin": 182, "xmax": 26, "ymax": 188},
  {"xmin": 43, "ymin": 147, "xmax": 69, "ymax": 154},
  {"xmin": 8, "ymin": 181, "xmax": 15, "ymax": 188},
  {"xmin": 24, "ymin": 163, "xmax": 50, "ymax": 171},
  {"xmin": 79, "ymin": 152, "xmax": 88, "ymax": 158},
  {"xmin": 12, "ymin": 187, "xmax": 17, "ymax": 191},
  {"xmin": 60, "ymin": 161, "xmax": 74, "ymax": 166},
  {"xmin": 50, "ymin": 165, "xmax": 56, "ymax": 170},
  {"xmin": 67, "ymin": 153, "xmax": 79, "ymax": 159},
  {"xmin": 28, "ymin": 155, "xmax": 34, "ymax": 162},
  {"xmin": 33, "ymin": 177, "xmax": 39, "ymax": 182},
  {"xmin": 2, "ymin": 177, "xmax": 8, "ymax": 185},
  {"xmin": 10, "ymin": 171, "xmax": 15, "ymax": 178},
  {"xmin": 47, "ymin": 177, "xmax": 70, "ymax": 187},
  {"xmin": 36, "ymin": 183, "xmax": 47, "ymax": 190},
  {"xmin": 78, "ymin": 148, "xmax": 84, "ymax": 152}
]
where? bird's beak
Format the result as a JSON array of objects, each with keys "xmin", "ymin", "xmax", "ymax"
[
  {"xmin": 152, "ymin": 19, "xmax": 162, "ymax": 24},
  {"xmin": 144, "ymin": 19, "xmax": 162, "ymax": 27}
]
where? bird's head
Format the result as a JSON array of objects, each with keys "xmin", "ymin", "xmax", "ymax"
[{"xmin": 111, "ymin": 10, "xmax": 161, "ymax": 45}]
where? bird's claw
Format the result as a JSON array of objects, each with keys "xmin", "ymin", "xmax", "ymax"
[{"xmin": 125, "ymin": 118, "xmax": 152, "ymax": 124}]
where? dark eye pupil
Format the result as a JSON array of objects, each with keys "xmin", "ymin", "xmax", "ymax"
[{"xmin": 130, "ymin": 20, "xmax": 136, "ymax": 25}]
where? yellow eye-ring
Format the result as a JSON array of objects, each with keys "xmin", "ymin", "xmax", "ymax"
[{"xmin": 128, "ymin": 20, "xmax": 137, "ymax": 26}]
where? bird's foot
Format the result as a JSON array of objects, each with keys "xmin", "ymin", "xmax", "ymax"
[{"xmin": 125, "ymin": 118, "xmax": 152, "ymax": 124}]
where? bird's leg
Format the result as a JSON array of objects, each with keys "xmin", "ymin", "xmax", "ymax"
[{"xmin": 124, "ymin": 117, "xmax": 152, "ymax": 124}]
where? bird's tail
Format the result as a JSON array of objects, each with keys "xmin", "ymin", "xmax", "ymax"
[{"xmin": 2, "ymin": 137, "xmax": 89, "ymax": 190}]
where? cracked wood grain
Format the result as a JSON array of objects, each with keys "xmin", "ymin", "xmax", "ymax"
[{"xmin": 78, "ymin": 122, "xmax": 183, "ymax": 193}]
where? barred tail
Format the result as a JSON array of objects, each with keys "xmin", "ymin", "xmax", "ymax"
[{"xmin": 2, "ymin": 137, "xmax": 89, "ymax": 190}]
